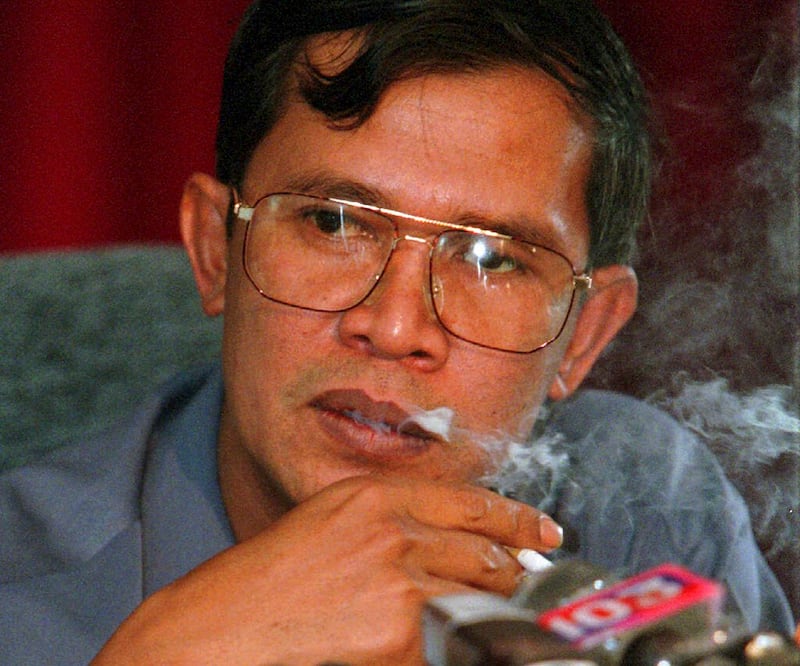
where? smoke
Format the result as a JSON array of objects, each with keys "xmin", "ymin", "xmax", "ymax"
[
  {"xmin": 648, "ymin": 378, "xmax": 799, "ymax": 616},
  {"xmin": 584, "ymin": 4, "xmax": 799, "ymax": 617},
  {"xmin": 476, "ymin": 409, "xmax": 570, "ymax": 513},
  {"xmin": 400, "ymin": 406, "xmax": 455, "ymax": 441},
  {"xmin": 649, "ymin": 377, "xmax": 799, "ymax": 549}
]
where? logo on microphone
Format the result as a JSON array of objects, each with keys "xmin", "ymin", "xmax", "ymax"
[{"xmin": 536, "ymin": 564, "xmax": 723, "ymax": 650}]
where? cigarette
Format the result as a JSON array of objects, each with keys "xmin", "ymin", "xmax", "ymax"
[{"xmin": 506, "ymin": 547, "xmax": 554, "ymax": 573}]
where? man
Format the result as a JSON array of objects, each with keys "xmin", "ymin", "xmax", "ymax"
[{"xmin": 1, "ymin": 1, "xmax": 794, "ymax": 664}]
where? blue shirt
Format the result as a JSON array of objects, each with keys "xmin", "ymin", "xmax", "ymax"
[{"xmin": 0, "ymin": 364, "xmax": 793, "ymax": 664}]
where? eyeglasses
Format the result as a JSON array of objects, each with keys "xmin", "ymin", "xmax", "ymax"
[{"xmin": 233, "ymin": 191, "xmax": 592, "ymax": 353}]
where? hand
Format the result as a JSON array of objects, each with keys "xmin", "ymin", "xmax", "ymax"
[{"xmin": 91, "ymin": 475, "xmax": 561, "ymax": 665}]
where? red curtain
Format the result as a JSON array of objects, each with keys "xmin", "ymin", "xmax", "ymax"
[
  {"xmin": 0, "ymin": 1, "xmax": 249, "ymax": 251},
  {"xmin": 0, "ymin": 0, "xmax": 795, "ymax": 253}
]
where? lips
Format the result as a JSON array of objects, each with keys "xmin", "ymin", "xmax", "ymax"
[{"xmin": 310, "ymin": 388, "xmax": 445, "ymax": 458}]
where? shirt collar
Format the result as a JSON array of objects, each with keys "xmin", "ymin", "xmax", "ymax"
[{"xmin": 139, "ymin": 364, "xmax": 234, "ymax": 595}]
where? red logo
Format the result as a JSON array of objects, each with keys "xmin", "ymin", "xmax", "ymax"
[{"xmin": 537, "ymin": 564, "xmax": 723, "ymax": 649}]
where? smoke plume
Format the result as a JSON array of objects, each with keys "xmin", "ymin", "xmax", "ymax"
[{"xmin": 586, "ymin": 3, "xmax": 799, "ymax": 617}]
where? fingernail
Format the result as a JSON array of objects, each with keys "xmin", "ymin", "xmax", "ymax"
[{"xmin": 538, "ymin": 515, "xmax": 563, "ymax": 549}]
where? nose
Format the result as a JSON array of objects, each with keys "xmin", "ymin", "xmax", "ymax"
[{"xmin": 336, "ymin": 236, "xmax": 450, "ymax": 369}]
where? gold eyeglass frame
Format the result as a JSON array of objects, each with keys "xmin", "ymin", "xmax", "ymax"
[{"xmin": 232, "ymin": 189, "xmax": 592, "ymax": 353}]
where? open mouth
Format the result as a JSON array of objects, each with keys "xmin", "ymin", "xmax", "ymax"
[
  {"xmin": 342, "ymin": 408, "xmax": 446, "ymax": 441},
  {"xmin": 310, "ymin": 389, "xmax": 451, "ymax": 457}
]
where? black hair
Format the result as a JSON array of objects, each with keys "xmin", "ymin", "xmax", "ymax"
[{"xmin": 216, "ymin": 0, "xmax": 652, "ymax": 266}]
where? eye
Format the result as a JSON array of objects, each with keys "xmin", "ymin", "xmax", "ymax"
[
  {"xmin": 303, "ymin": 208, "xmax": 345, "ymax": 234},
  {"xmin": 289, "ymin": 202, "xmax": 395, "ymax": 261},
  {"xmin": 464, "ymin": 237, "xmax": 520, "ymax": 274},
  {"xmin": 312, "ymin": 209, "xmax": 342, "ymax": 234},
  {"xmin": 298, "ymin": 205, "xmax": 371, "ymax": 239}
]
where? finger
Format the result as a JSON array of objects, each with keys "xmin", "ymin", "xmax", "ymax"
[
  {"xmin": 396, "ymin": 522, "xmax": 523, "ymax": 596},
  {"xmin": 408, "ymin": 566, "xmax": 502, "ymax": 600},
  {"xmin": 310, "ymin": 476, "xmax": 562, "ymax": 553},
  {"xmin": 398, "ymin": 481, "xmax": 563, "ymax": 551}
]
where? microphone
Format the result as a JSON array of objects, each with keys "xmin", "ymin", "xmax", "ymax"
[
  {"xmin": 423, "ymin": 560, "xmax": 800, "ymax": 665},
  {"xmin": 624, "ymin": 628, "xmax": 800, "ymax": 665}
]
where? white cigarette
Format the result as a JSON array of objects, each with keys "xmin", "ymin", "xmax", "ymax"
[{"xmin": 507, "ymin": 547, "xmax": 553, "ymax": 573}]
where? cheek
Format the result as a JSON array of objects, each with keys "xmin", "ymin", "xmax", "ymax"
[
  {"xmin": 220, "ymin": 267, "xmax": 326, "ymax": 416},
  {"xmin": 223, "ymin": 293, "xmax": 331, "ymax": 388},
  {"xmin": 444, "ymin": 346, "xmax": 560, "ymax": 441},
  {"xmin": 450, "ymin": 351, "xmax": 564, "ymax": 486}
]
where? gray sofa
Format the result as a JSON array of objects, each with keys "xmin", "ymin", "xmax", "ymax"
[
  {"xmin": 0, "ymin": 246, "xmax": 222, "ymax": 468},
  {"xmin": 1, "ymin": 244, "xmax": 796, "ymax": 618}
]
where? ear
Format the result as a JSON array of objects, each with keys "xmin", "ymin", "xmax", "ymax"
[
  {"xmin": 179, "ymin": 173, "xmax": 231, "ymax": 317},
  {"xmin": 548, "ymin": 264, "xmax": 638, "ymax": 400}
]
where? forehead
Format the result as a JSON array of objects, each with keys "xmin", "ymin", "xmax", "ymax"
[{"xmin": 243, "ymin": 64, "xmax": 593, "ymax": 261}]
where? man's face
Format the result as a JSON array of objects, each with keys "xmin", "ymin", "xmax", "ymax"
[{"xmin": 212, "ymin": 65, "xmax": 594, "ymax": 519}]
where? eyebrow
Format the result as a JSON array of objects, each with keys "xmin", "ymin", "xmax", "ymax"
[
  {"xmin": 278, "ymin": 170, "xmax": 564, "ymax": 250},
  {"xmin": 282, "ymin": 171, "xmax": 384, "ymax": 207}
]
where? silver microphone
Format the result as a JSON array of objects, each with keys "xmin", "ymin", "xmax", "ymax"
[{"xmin": 424, "ymin": 560, "xmax": 800, "ymax": 665}]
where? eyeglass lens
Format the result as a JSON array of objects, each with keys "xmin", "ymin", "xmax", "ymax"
[{"xmin": 243, "ymin": 193, "xmax": 578, "ymax": 352}]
